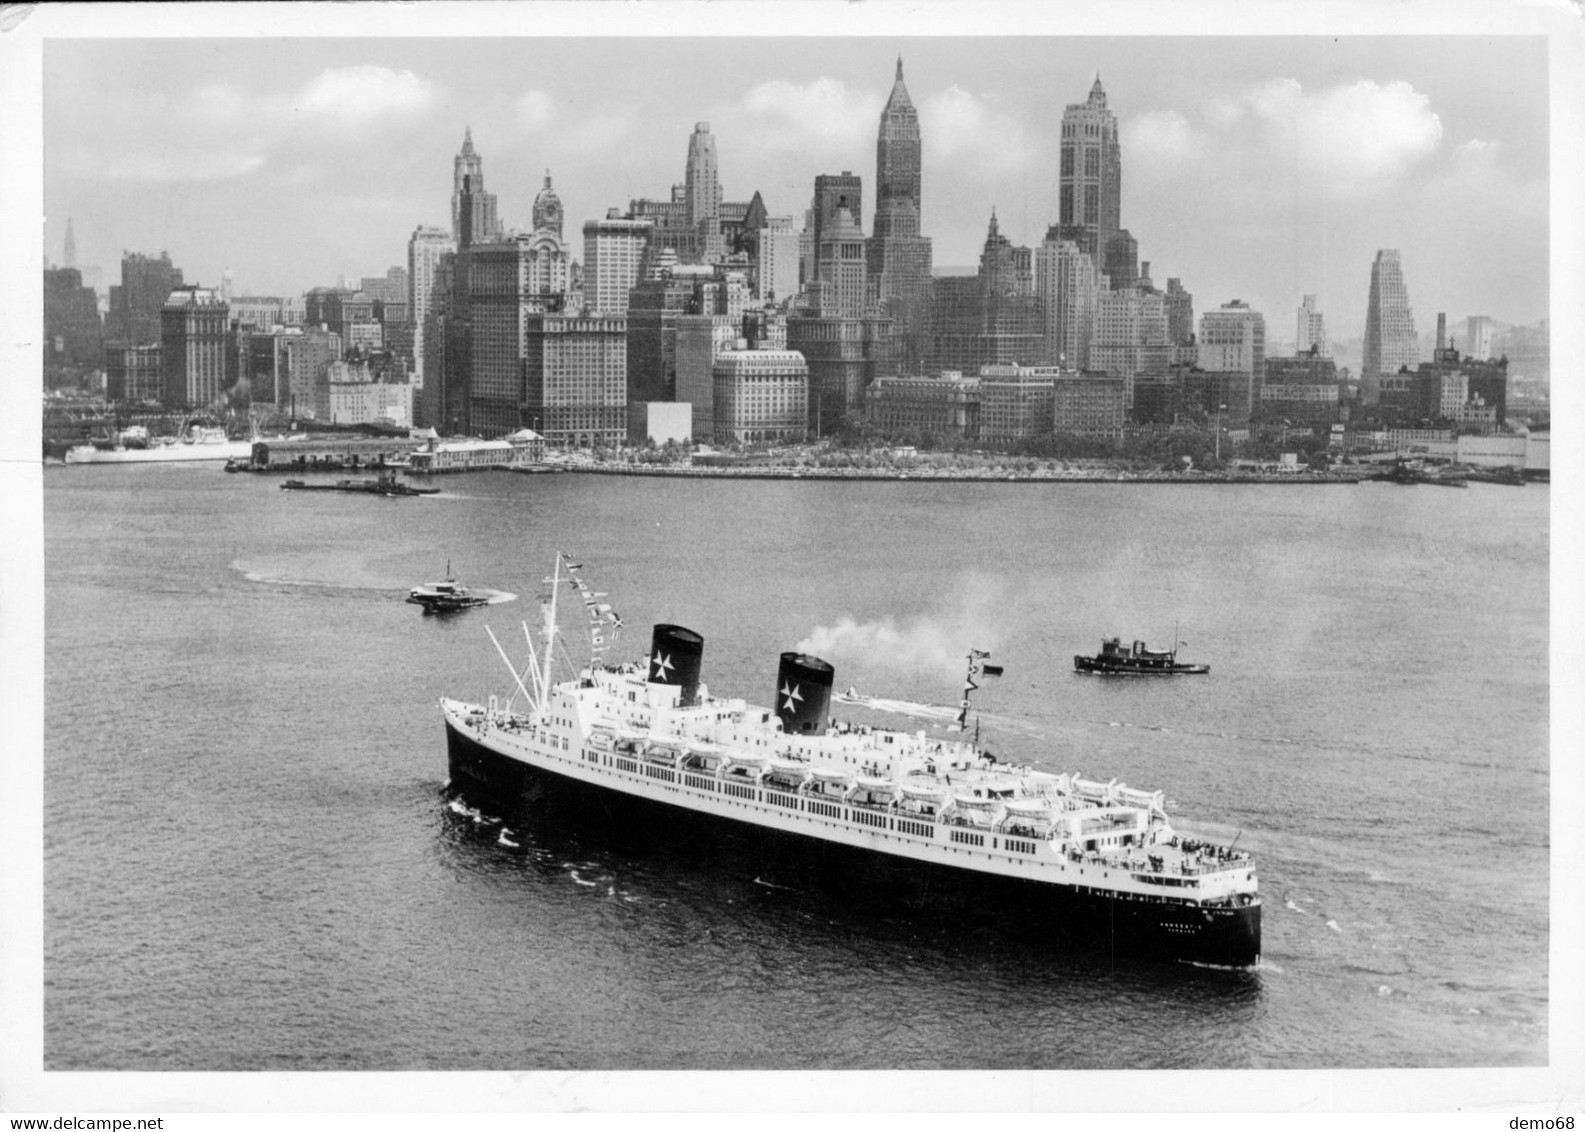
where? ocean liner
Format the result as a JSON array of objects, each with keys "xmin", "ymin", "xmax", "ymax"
[{"xmin": 440, "ymin": 555, "xmax": 1261, "ymax": 966}]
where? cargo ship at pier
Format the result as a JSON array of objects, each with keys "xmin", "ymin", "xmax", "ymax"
[{"xmin": 440, "ymin": 554, "xmax": 1260, "ymax": 967}]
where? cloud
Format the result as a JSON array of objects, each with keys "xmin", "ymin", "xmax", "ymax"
[
  {"xmin": 98, "ymin": 151, "xmax": 268, "ymax": 184},
  {"xmin": 1245, "ymin": 78, "xmax": 1443, "ymax": 191},
  {"xmin": 1124, "ymin": 109, "xmax": 1197, "ymax": 166},
  {"xmin": 291, "ymin": 65, "xmax": 436, "ymax": 128},
  {"xmin": 921, "ymin": 85, "xmax": 1035, "ymax": 174},
  {"xmin": 1126, "ymin": 78, "xmax": 1444, "ymax": 198},
  {"xmin": 739, "ymin": 77, "xmax": 873, "ymax": 152},
  {"xmin": 516, "ymin": 90, "xmax": 554, "ymax": 131}
]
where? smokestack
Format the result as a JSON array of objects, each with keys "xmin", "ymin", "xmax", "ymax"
[
  {"xmin": 648, "ymin": 624, "xmax": 704, "ymax": 706},
  {"xmin": 775, "ymin": 653, "xmax": 834, "ymax": 735}
]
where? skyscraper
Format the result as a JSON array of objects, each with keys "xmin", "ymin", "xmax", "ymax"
[
  {"xmin": 1296, "ymin": 294, "xmax": 1329, "ymax": 356},
  {"xmin": 583, "ymin": 213, "xmax": 653, "ymax": 316},
  {"xmin": 408, "ymin": 225, "xmax": 455, "ymax": 390},
  {"xmin": 1362, "ymin": 249, "xmax": 1417, "ymax": 404},
  {"xmin": 868, "ymin": 57, "xmax": 934, "ymax": 373},
  {"xmin": 1197, "ymin": 300, "xmax": 1266, "ymax": 422},
  {"xmin": 873, "ymin": 57, "xmax": 922, "ymax": 242},
  {"xmin": 1058, "ymin": 77, "xmax": 1122, "ymax": 261},
  {"xmin": 107, "ymin": 251, "xmax": 183, "ymax": 347},
  {"xmin": 1464, "ymin": 315, "xmax": 1494, "ymax": 361},
  {"xmin": 451, "ymin": 128, "xmax": 500, "ymax": 245},
  {"xmin": 63, "ymin": 218, "xmax": 77, "ymax": 269},
  {"xmin": 160, "ymin": 286, "xmax": 231, "ymax": 410},
  {"xmin": 684, "ymin": 122, "xmax": 723, "ymax": 262},
  {"xmin": 1035, "ymin": 231, "xmax": 1099, "ymax": 369}
]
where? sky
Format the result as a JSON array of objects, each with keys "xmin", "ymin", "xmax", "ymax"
[{"xmin": 35, "ymin": 18, "xmax": 1556, "ymax": 348}]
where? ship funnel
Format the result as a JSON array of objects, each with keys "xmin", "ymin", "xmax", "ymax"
[
  {"xmin": 775, "ymin": 652, "xmax": 835, "ymax": 734},
  {"xmin": 648, "ymin": 624, "xmax": 704, "ymax": 706}
]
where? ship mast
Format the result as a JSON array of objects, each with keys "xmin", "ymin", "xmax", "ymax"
[{"xmin": 539, "ymin": 552, "xmax": 563, "ymax": 705}]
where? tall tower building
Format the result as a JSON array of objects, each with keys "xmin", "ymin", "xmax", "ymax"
[
  {"xmin": 1058, "ymin": 77, "xmax": 1122, "ymax": 260},
  {"xmin": 532, "ymin": 172, "xmax": 565, "ymax": 240},
  {"xmin": 63, "ymin": 218, "xmax": 77, "ymax": 269},
  {"xmin": 451, "ymin": 128, "xmax": 500, "ymax": 245},
  {"xmin": 1464, "ymin": 315, "xmax": 1494, "ymax": 361},
  {"xmin": 873, "ymin": 57, "xmax": 922, "ymax": 241},
  {"xmin": 1362, "ymin": 249, "xmax": 1417, "ymax": 404},
  {"xmin": 107, "ymin": 251, "xmax": 184, "ymax": 347},
  {"xmin": 685, "ymin": 122, "xmax": 723, "ymax": 262},
  {"xmin": 1165, "ymin": 278, "xmax": 1194, "ymax": 347},
  {"xmin": 160, "ymin": 286, "xmax": 231, "ymax": 410},
  {"xmin": 868, "ymin": 57, "xmax": 934, "ymax": 373},
  {"xmin": 1035, "ymin": 231, "xmax": 1099, "ymax": 369},
  {"xmin": 408, "ymin": 225, "xmax": 455, "ymax": 389},
  {"xmin": 1296, "ymin": 293, "xmax": 1329, "ymax": 356},
  {"xmin": 756, "ymin": 216, "xmax": 800, "ymax": 302}
]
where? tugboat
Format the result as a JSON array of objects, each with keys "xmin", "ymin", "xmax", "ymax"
[
  {"xmin": 438, "ymin": 555, "xmax": 1261, "ymax": 967},
  {"xmin": 1074, "ymin": 637, "xmax": 1209, "ymax": 676},
  {"xmin": 407, "ymin": 561, "xmax": 491, "ymax": 614}
]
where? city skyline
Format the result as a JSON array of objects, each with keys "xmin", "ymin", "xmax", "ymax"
[{"xmin": 39, "ymin": 32, "xmax": 1551, "ymax": 346}]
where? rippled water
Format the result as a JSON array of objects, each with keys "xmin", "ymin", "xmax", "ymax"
[{"xmin": 42, "ymin": 465, "xmax": 1549, "ymax": 1071}]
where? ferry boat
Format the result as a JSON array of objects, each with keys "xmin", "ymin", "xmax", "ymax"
[
  {"xmin": 439, "ymin": 555, "xmax": 1260, "ymax": 967},
  {"xmin": 1074, "ymin": 637, "xmax": 1210, "ymax": 676},
  {"xmin": 408, "ymin": 562, "xmax": 491, "ymax": 614}
]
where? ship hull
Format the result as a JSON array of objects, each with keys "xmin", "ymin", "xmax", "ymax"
[
  {"xmin": 445, "ymin": 719, "xmax": 1260, "ymax": 967},
  {"xmin": 63, "ymin": 440, "xmax": 254, "ymax": 465},
  {"xmin": 1074, "ymin": 656, "xmax": 1210, "ymax": 676}
]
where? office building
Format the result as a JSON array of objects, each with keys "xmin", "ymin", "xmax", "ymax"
[
  {"xmin": 1362, "ymin": 249, "xmax": 1417, "ymax": 404},
  {"xmin": 105, "ymin": 344, "xmax": 163, "ymax": 403},
  {"xmin": 1058, "ymin": 77, "xmax": 1122, "ymax": 259},
  {"xmin": 1051, "ymin": 368, "xmax": 1127, "ymax": 439},
  {"xmin": 160, "ymin": 286, "xmax": 231, "ymax": 409},
  {"xmin": 928, "ymin": 212, "xmax": 1043, "ymax": 375},
  {"xmin": 1464, "ymin": 315, "xmax": 1494, "ymax": 361},
  {"xmin": 868, "ymin": 58, "xmax": 934, "ymax": 371},
  {"xmin": 685, "ymin": 122, "xmax": 723, "ymax": 263},
  {"xmin": 711, "ymin": 345, "xmax": 809, "ymax": 445},
  {"xmin": 1197, "ymin": 300, "xmax": 1266, "ymax": 422},
  {"xmin": 865, "ymin": 372, "xmax": 980, "ymax": 441},
  {"xmin": 583, "ymin": 213, "xmax": 653, "ymax": 315},
  {"xmin": 1296, "ymin": 294, "xmax": 1329, "ymax": 357},
  {"xmin": 1088, "ymin": 285, "xmax": 1171, "ymax": 407},
  {"xmin": 451, "ymin": 128, "xmax": 501, "ymax": 245},
  {"xmin": 522, "ymin": 312, "xmax": 628, "ymax": 448},
  {"xmin": 977, "ymin": 364, "xmax": 1058, "ymax": 444},
  {"xmin": 756, "ymin": 216, "xmax": 800, "ymax": 302},
  {"xmin": 107, "ymin": 251, "xmax": 183, "ymax": 347},
  {"xmin": 43, "ymin": 266, "xmax": 103, "ymax": 378}
]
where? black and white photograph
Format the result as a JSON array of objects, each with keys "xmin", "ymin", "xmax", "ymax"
[{"xmin": 4, "ymin": 0, "xmax": 1582, "ymax": 1120}]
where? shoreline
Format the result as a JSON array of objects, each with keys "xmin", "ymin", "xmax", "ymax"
[{"xmin": 550, "ymin": 464, "xmax": 1367, "ymax": 485}]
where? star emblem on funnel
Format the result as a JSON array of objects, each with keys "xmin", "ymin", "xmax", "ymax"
[
  {"xmin": 780, "ymin": 682, "xmax": 802, "ymax": 714},
  {"xmin": 652, "ymin": 651, "xmax": 674, "ymax": 681}
]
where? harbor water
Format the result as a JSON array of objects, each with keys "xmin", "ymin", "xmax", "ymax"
[{"xmin": 41, "ymin": 466, "xmax": 1549, "ymax": 1072}]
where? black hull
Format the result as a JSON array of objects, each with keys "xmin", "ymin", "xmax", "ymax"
[{"xmin": 445, "ymin": 720, "xmax": 1260, "ymax": 968}]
